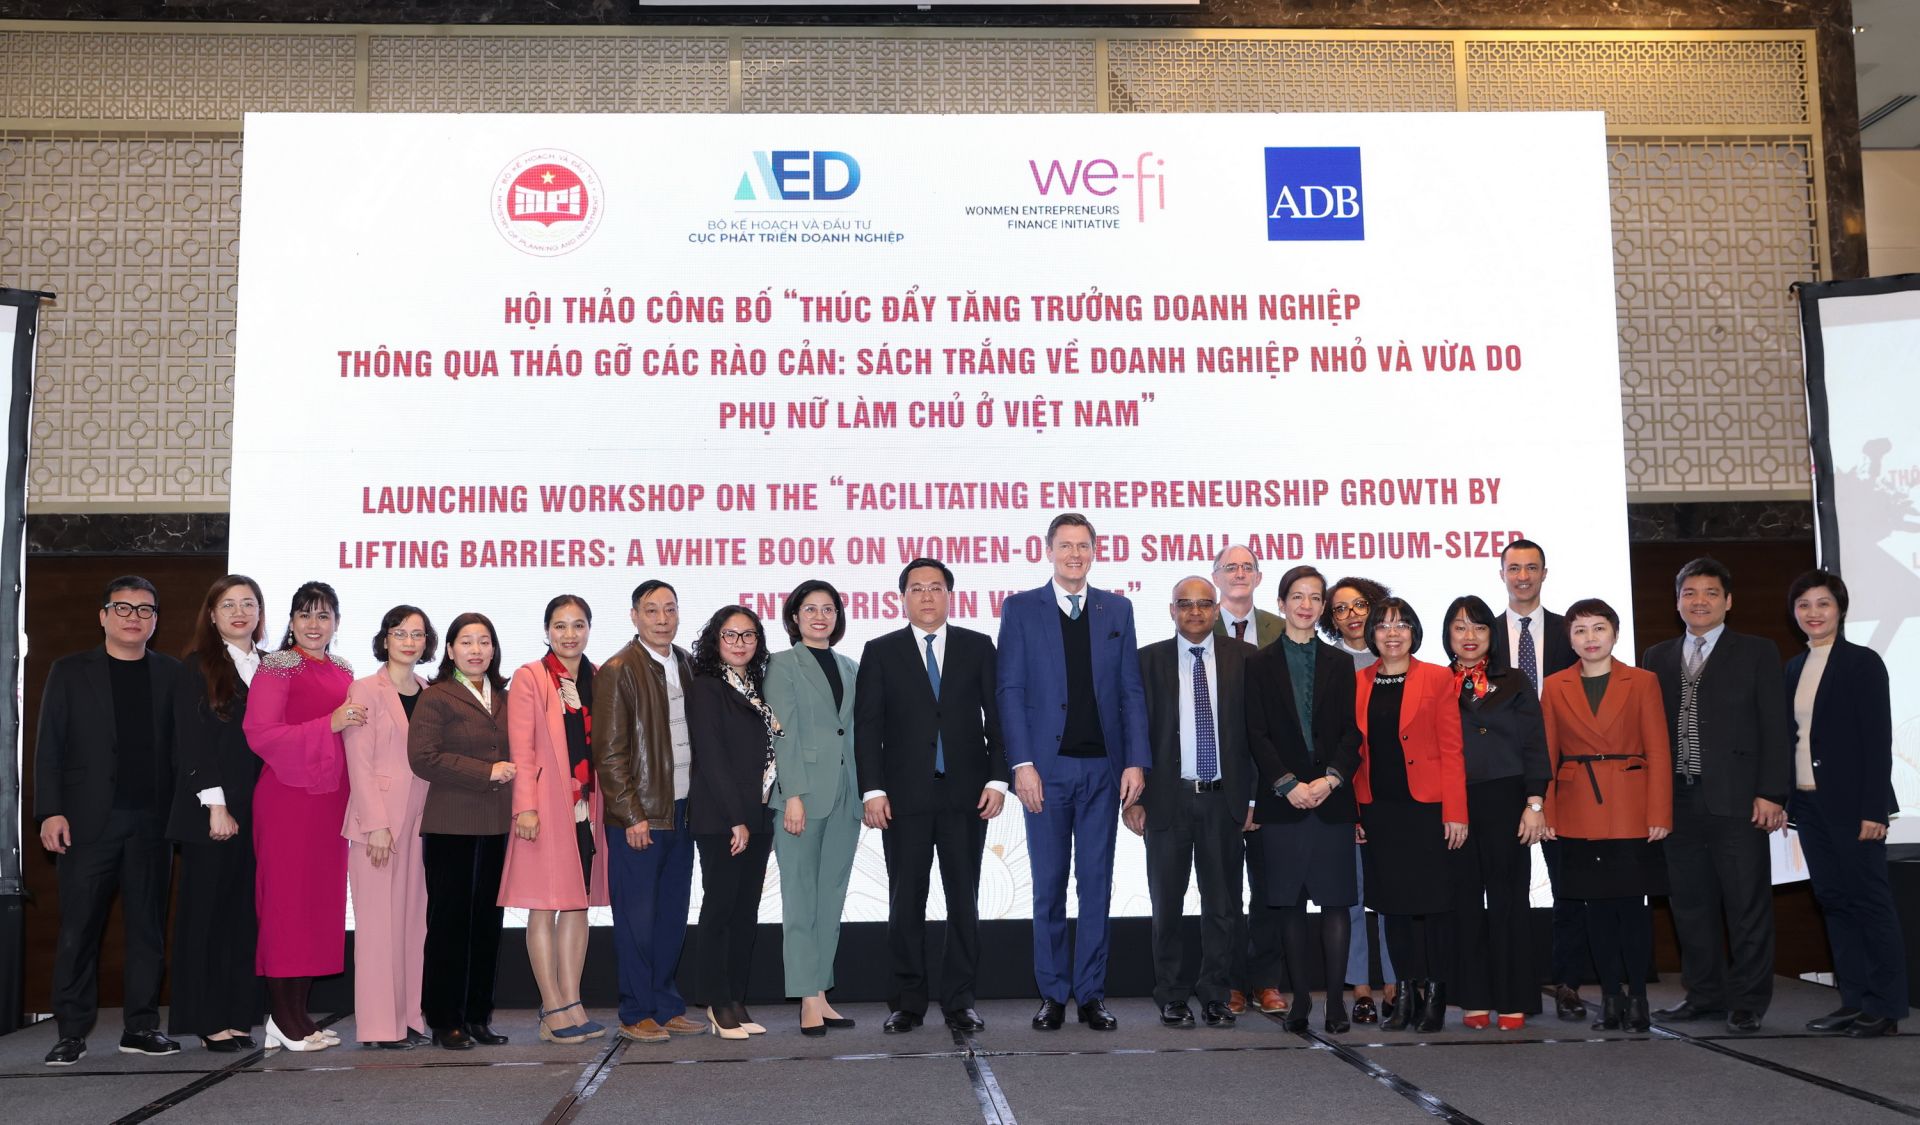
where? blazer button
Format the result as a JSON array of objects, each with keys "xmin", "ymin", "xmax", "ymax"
[
  {"xmin": 1060, "ymin": 704, "xmax": 1067, "ymax": 710},
  {"xmin": 1478, "ymin": 727, "xmax": 1488, "ymax": 735},
  {"xmin": 837, "ymin": 728, "xmax": 844, "ymax": 736}
]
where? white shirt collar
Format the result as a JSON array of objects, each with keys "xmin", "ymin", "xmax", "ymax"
[{"xmin": 225, "ymin": 641, "xmax": 260, "ymax": 685}]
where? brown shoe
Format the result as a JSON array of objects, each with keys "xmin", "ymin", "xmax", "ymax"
[
  {"xmin": 661, "ymin": 1014, "xmax": 706, "ymax": 1036},
  {"xmin": 619, "ymin": 1020, "xmax": 670, "ymax": 1043},
  {"xmin": 1227, "ymin": 990, "xmax": 1248, "ymax": 1015},
  {"xmin": 1255, "ymin": 989, "xmax": 1287, "ymax": 1015}
]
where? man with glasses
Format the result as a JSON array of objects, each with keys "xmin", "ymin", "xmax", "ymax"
[
  {"xmin": 34, "ymin": 576, "xmax": 183, "ymax": 1066},
  {"xmin": 856, "ymin": 557, "xmax": 1010, "ymax": 1034}
]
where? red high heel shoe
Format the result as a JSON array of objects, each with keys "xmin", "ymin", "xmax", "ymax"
[
  {"xmin": 1462, "ymin": 1012, "xmax": 1492, "ymax": 1030},
  {"xmin": 1497, "ymin": 1013, "xmax": 1526, "ymax": 1031}
]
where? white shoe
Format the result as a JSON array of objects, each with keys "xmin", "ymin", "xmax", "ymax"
[
  {"xmin": 317, "ymin": 1027, "xmax": 341, "ymax": 1044},
  {"xmin": 265, "ymin": 1016, "xmax": 333, "ymax": 1052}
]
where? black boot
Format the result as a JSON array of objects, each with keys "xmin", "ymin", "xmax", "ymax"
[
  {"xmin": 1625, "ymin": 995, "xmax": 1650, "ymax": 1032},
  {"xmin": 1382, "ymin": 981, "xmax": 1417, "ymax": 1031},
  {"xmin": 1415, "ymin": 981, "xmax": 1447, "ymax": 1033},
  {"xmin": 1591, "ymin": 992, "xmax": 1624, "ymax": 1031}
]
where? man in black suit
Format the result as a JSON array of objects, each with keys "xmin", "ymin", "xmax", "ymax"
[
  {"xmin": 1124, "ymin": 576, "xmax": 1256, "ymax": 1029},
  {"xmin": 34, "ymin": 576, "xmax": 183, "ymax": 1066},
  {"xmin": 1487, "ymin": 538, "xmax": 1589, "ymax": 1021},
  {"xmin": 1642, "ymin": 557, "xmax": 1793, "ymax": 1034},
  {"xmin": 857, "ymin": 557, "xmax": 1010, "ymax": 1034}
]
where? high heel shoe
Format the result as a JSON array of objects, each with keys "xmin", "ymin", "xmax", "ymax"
[
  {"xmin": 1415, "ymin": 981, "xmax": 1447, "ymax": 1033},
  {"xmin": 1591, "ymin": 993, "xmax": 1625, "ymax": 1031},
  {"xmin": 264, "ymin": 1016, "xmax": 331, "ymax": 1052},
  {"xmin": 1382, "ymin": 980, "xmax": 1417, "ymax": 1031},
  {"xmin": 1282, "ymin": 995, "xmax": 1312, "ymax": 1033},
  {"xmin": 1625, "ymin": 995, "xmax": 1650, "ymax": 1032},
  {"xmin": 539, "ymin": 1003, "xmax": 604, "ymax": 1042},
  {"xmin": 738, "ymin": 1008, "xmax": 767, "ymax": 1035},
  {"xmin": 708, "ymin": 1006, "xmax": 750, "ymax": 1041}
]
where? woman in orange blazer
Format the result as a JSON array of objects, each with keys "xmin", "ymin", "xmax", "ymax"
[
  {"xmin": 498, "ymin": 595, "xmax": 610, "ymax": 1043},
  {"xmin": 1354, "ymin": 597, "xmax": 1467, "ymax": 1033},
  {"xmin": 1540, "ymin": 598, "xmax": 1671, "ymax": 1033},
  {"xmin": 341, "ymin": 606, "xmax": 435, "ymax": 1049}
]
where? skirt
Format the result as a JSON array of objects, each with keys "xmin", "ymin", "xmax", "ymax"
[
  {"xmin": 1361, "ymin": 797, "xmax": 1451, "ymax": 915},
  {"xmin": 1260, "ymin": 815, "xmax": 1359, "ymax": 908},
  {"xmin": 1557, "ymin": 837, "xmax": 1668, "ymax": 900}
]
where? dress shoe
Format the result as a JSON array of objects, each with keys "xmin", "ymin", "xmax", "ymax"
[
  {"xmin": 44, "ymin": 1037, "xmax": 86, "ymax": 1066},
  {"xmin": 1159, "ymin": 1002, "xmax": 1195, "ymax": 1027},
  {"xmin": 1625, "ymin": 997, "xmax": 1650, "ymax": 1032},
  {"xmin": 661, "ymin": 1014, "xmax": 707, "ymax": 1036},
  {"xmin": 799, "ymin": 1022, "xmax": 827, "ymax": 1038},
  {"xmin": 618, "ymin": 1020, "xmax": 670, "ymax": 1043},
  {"xmin": 737, "ymin": 1008, "xmax": 767, "ymax": 1035},
  {"xmin": 1652, "ymin": 1000, "xmax": 1722, "ymax": 1022},
  {"xmin": 1254, "ymin": 988, "xmax": 1287, "ymax": 1015},
  {"xmin": 1382, "ymin": 981, "xmax": 1417, "ymax": 1031},
  {"xmin": 944, "ymin": 1008, "xmax": 985, "ymax": 1032},
  {"xmin": 230, "ymin": 1034, "xmax": 259, "ymax": 1050},
  {"xmin": 431, "ymin": 1027, "xmax": 475, "ymax": 1050},
  {"xmin": 403, "ymin": 1029, "xmax": 431, "ymax": 1047},
  {"xmin": 1845, "ymin": 1015, "xmax": 1899, "ymax": 1038},
  {"xmin": 317, "ymin": 1027, "xmax": 341, "ymax": 1044},
  {"xmin": 266, "ymin": 1017, "xmax": 333, "ymax": 1053},
  {"xmin": 1498, "ymin": 1013, "xmax": 1526, "ymax": 1031},
  {"xmin": 821, "ymin": 1016, "xmax": 856, "ymax": 1029},
  {"xmin": 1462, "ymin": 1012, "xmax": 1491, "ymax": 1030},
  {"xmin": 1227, "ymin": 989, "xmax": 1248, "ymax": 1015},
  {"xmin": 1725, "ymin": 1010, "xmax": 1762, "ymax": 1034},
  {"xmin": 1351, "ymin": 995, "xmax": 1378, "ymax": 1025},
  {"xmin": 883, "ymin": 1010, "xmax": 924, "ymax": 1034},
  {"xmin": 200, "ymin": 1034, "xmax": 244, "ymax": 1053},
  {"xmin": 1324, "ymin": 1006, "xmax": 1351, "ymax": 1034},
  {"xmin": 1203, "ymin": 1001, "xmax": 1236, "ymax": 1028},
  {"xmin": 466, "ymin": 1024, "xmax": 509, "ymax": 1046},
  {"xmin": 1591, "ymin": 993, "xmax": 1624, "ymax": 1031},
  {"xmin": 1282, "ymin": 995, "xmax": 1312, "ymax": 1033},
  {"xmin": 371, "ymin": 1038, "xmax": 416, "ymax": 1050},
  {"xmin": 1415, "ymin": 982, "xmax": 1448, "ymax": 1033},
  {"xmin": 1078, "ymin": 999, "xmax": 1118, "ymax": 1031},
  {"xmin": 1032, "ymin": 999, "xmax": 1067, "ymax": 1031},
  {"xmin": 708, "ymin": 1007, "xmax": 749, "ymax": 1041},
  {"xmin": 1806, "ymin": 1007, "xmax": 1861, "ymax": 1033},
  {"xmin": 119, "ymin": 1029, "xmax": 181, "ymax": 1056},
  {"xmin": 1552, "ymin": 984, "xmax": 1588, "ymax": 1022}
]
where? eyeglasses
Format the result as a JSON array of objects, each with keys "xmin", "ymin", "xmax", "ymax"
[
  {"xmin": 1215, "ymin": 562, "xmax": 1257, "ymax": 575},
  {"xmin": 1331, "ymin": 601, "xmax": 1371, "ymax": 618},
  {"xmin": 718, "ymin": 629, "xmax": 759, "ymax": 645},
  {"xmin": 105, "ymin": 601, "xmax": 156, "ymax": 619},
  {"xmin": 906, "ymin": 584, "xmax": 948, "ymax": 596},
  {"xmin": 216, "ymin": 599, "xmax": 259, "ymax": 613},
  {"xmin": 799, "ymin": 604, "xmax": 838, "ymax": 617},
  {"xmin": 1174, "ymin": 599, "xmax": 1218, "ymax": 611},
  {"xmin": 1374, "ymin": 621, "xmax": 1413, "ymax": 633},
  {"xmin": 387, "ymin": 629, "xmax": 427, "ymax": 641}
]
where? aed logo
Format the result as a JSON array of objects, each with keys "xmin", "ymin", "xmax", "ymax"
[
  {"xmin": 735, "ymin": 151, "xmax": 861, "ymax": 202},
  {"xmin": 1026, "ymin": 152, "xmax": 1166, "ymax": 221},
  {"xmin": 1263, "ymin": 147, "xmax": 1364, "ymax": 241}
]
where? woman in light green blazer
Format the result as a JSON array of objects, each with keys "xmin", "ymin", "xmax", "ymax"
[{"xmin": 765, "ymin": 579, "xmax": 861, "ymax": 1036}]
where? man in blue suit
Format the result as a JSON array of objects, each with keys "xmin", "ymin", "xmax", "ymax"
[{"xmin": 996, "ymin": 513, "xmax": 1149, "ymax": 1031}]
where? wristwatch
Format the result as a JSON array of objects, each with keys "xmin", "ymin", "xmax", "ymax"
[{"xmin": 1527, "ymin": 800, "xmax": 1544, "ymax": 813}]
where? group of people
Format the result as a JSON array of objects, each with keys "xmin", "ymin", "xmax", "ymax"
[{"xmin": 30, "ymin": 515, "xmax": 1906, "ymax": 1068}]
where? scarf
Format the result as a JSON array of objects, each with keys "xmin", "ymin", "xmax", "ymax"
[
  {"xmin": 1454, "ymin": 659, "xmax": 1491, "ymax": 703},
  {"xmin": 724, "ymin": 664, "xmax": 783, "ymax": 801},
  {"xmin": 544, "ymin": 649, "xmax": 595, "ymax": 807}
]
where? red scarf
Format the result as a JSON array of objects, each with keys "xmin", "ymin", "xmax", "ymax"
[
  {"xmin": 1455, "ymin": 659, "xmax": 1490, "ymax": 702},
  {"xmin": 543, "ymin": 650, "xmax": 594, "ymax": 800}
]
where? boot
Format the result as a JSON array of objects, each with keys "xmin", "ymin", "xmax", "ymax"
[
  {"xmin": 1591, "ymin": 992, "xmax": 1624, "ymax": 1031},
  {"xmin": 1625, "ymin": 995, "xmax": 1650, "ymax": 1032},
  {"xmin": 1415, "ymin": 980, "xmax": 1447, "ymax": 1033},
  {"xmin": 1382, "ymin": 980, "xmax": 1417, "ymax": 1031}
]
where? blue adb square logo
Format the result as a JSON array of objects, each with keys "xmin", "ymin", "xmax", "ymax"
[{"xmin": 1263, "ymin": 147, "xmax": 1364, "ymax": 241}]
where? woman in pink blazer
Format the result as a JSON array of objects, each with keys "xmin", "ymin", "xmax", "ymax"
[
  {"xmin": 499, "ymin": 595, "xmax": 610, "ymax": 1042},
  {"xmin": 341, "ymin": 606, "xmax": 436, "ymax": 1048}
]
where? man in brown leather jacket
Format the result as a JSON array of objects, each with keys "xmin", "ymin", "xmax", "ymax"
[{"xmin": 592, "ymin": 579, "xmax": 703, "ymax": 1043}]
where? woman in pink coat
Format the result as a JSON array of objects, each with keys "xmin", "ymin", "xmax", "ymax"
[
  {"xmin": 499, "ymin": 595, "xmax": 610, "ymax": 1042},
  {"xmin": 243, "ymin": 580, "xmax": 360, "ymax": 1053},
  {"xmin": 341, "ymin": 606, "xmax": 436, "ymax": 1048}
]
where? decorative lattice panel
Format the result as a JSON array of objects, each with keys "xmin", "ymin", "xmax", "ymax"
[
  {"xmin": 1107, "ymin": 38, "xmax": 1457, "ymax": 113},
  {"xmin": 1612, "ymin": 139, "xmax": 1819, "ymax": 494},
  {"xmin": 0, "ymin": 133, "xmax": 239, "ymax": 506},
  {"xmin": 367, "ymin": 35, "xmax": 731, "ymax": 113},
  {"xmin": 0, "ymin": 32, "xmax": 356, "ymax": 119},
  {"xmin": 740, "ymin": 38, "xmax": 1097, "ymax": 113},
  {"xmin": 1466, "ymin": 40, "xmax": 1810, "ymax": 126}
]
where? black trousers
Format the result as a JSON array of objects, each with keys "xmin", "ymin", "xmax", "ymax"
[
  {"xmin": 1144, "ymin": 790, "xmax": 1243, "ymax": 1008},
  {"xmin": 1450, "ymin": 777, "xmax": 1537, "ymax": 1013},
  {"xmin": 1540, "ymin": 838, "xmax": 1594, "ymax": 988},
  {"xmin": 52, "ymin": 808, "xmax": 171, "ymax": 1040},
  {"xmin": 1792, "ymin": 792, "xmax": 1910, "ymax": 1019},
  {"xmin": 1664, "ymin": 782, "xmax": 1774, "ymax": 1013},
  {"xmin": 1237, "ymin": 832, "xmax": 1284, "ymax": 993},
  {"xmin": 1385, "ymin": 913, "xmax": 1453, "ymax": 982},
  {"xmin": 695, "ymin": 828, "xmax": 774, "ymax": 1008},
  {"xmin": 168, "ymin": 837, "xmax": 263, "ymax": 1036},
  {"xmin": 421, "ymin": 832, "xmax": 507, "ymax": 1031},
  {"xmin": 882, "ymin": 796, "xmax": 988, "ymax": 1015},
  {"xmin": 1584, "ymin": 897, "xmax": 1653, "ymax": 998}
]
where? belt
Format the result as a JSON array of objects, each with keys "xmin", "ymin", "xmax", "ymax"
[
  {"xmin": 1183, "ymin": 778, "xmax": 1224, "ymax": 793},
  {"xmin": 1561, "ymin": 754, "xmax": 1640, "ymax": 805}
]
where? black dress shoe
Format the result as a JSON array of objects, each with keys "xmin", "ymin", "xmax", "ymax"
[
  {"xmin": 231, "ymin": 1035, "xmax": 258, "ymax": 1050},
  {"xmin": 1807, "ymin": 1007, "xmax": 1862, "ymax": 1033},
  {"xmin": 821, "ymin": 1015, "xmax": 856, "ymax": 1029},
  {"xmin": 1159, "ymin": 1002, "xmax": 1195, "ymax": 1027},
  {"xmin": 1553, "ymin": 984, "xmax": 1589, "ymax": 1022},
  {"xmin": 404, "ymin": 1029, "xmax": 431, "ymax": 1047},
  {"xmin": 44, "ymin": 1037, "xmax": 87, "ymax": 1066},
  {"xmin": 1283, "ymin": 995, "xmax": 1312, "ymax": 1033},
  {"xmin": 1415, "ymin": 982, "xmax": 1447, "ymax": 1033},
  {"xmin": 1625, "ymin": 996, "xmax": 1650, "ymax": 1032},
  {"xmin": 1725, "ymin": 1010, "xmax": 1762, "ymax": 1034},
  {"xmin": 200, "ymin": 1035, "xmax": 244, "ymax": 1054},
  {"xmin": 1382, "ymin": 981, "xmax": 1417, "ymax": 1031},
  {"xmin": 1652, "ymin": 1000, "xmax": 1722, "ymax": 1022},
  {"xmin": 466, "ymin": 1024, "xmax": 509, "ymax": 1045},
  {"xmin": 944, "ymin": 1008, "xmax": 985, "ymax": 1032},
  {"xmin": 1202, "ymin": 1001, "xmax": 1236, "ymax": 1028},
  {"xmin": 1324, "ymin": 1006, "xmax": 1351, "ymax": 1034},
  {"xmin": 1078, "ymin": 1000, "xmax": 1118, "ymax": 1031},
  {"xmin": 119, "ymin": 1029, "xmax": 181, "ymax": 1056},
  {"xmin": 1351, "ymin": 996, "xmax": 1378, "ymax": 1025},
  {"xmin": 1591, "ymin": 993, "xmax": 1624, "ymax": 1031},
  {"xmin": 800, "ymin": 1022, "xmax": 827, "ymax": 1038},
  {"xmin": 372, "ymin": 1038, "xmax": 417, "ymax": 1050},
  {"xmin": 1845, "ymin": 1014, "xmax": 1899, "ymax": 1038},
  {"xmin": 883, "ymin": 1010, "xmax": 923, "ymax": 1034},
  {"xmin": 1032, "ymin": 999, "xmax": 1066, "ymax": 1031},
  {"xmin": 433, "ymin": 1027, "xmax": 475, "ymax": 1050}
]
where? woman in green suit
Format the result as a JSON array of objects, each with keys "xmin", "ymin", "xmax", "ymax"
[{"xmin": 765, "ymin": 579, "xmax": 862, "ymax": 1036}]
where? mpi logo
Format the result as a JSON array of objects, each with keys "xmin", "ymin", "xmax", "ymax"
[
  {"xmin": 735, "ymin": 151, "xmax": 861, "ymax": 202},
  {"xmin": 1263, "ymin": 147, "xmax": 1363, "ymax": 241}
]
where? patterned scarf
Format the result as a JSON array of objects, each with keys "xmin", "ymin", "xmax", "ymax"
[
  {"xmin": 543, "ymin": 649, "xmax": 595, "ymax": 802},
  {"xmin": 1454, "ymin": 659, "xmax": 1491, "ymax": 702},
  {"xmin": 724, "ymin": 664, "xmax": 783, "ymax": 801}
]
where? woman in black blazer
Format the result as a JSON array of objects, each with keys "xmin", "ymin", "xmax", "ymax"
[
  {"xmin": 1786, "ymin": 570, "xmax": 1908, "ymax": 1038},
  {"xmin": 166, "ymin": 575, "xmax": 268, "ymax": 1051},
  {"xmin": 686, "ymin": 605, "xmax": 780, "ymax": 1040},
  {"xmin": 1439, "ymin": 596, "xmax": 1549, "ymax": 1031}
]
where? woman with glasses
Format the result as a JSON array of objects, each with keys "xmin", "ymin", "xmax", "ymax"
[
  {"xmin": 687, "ymin": 605, "xmax": 780, "ymax": 1039},
  {"xmin": 1317, "ymin": 576, "xmax": 1398, "ymax": 1026},
  {"xmin": 244, "ymin": 581, "xmax": 358, "ymax": 1052},
  {"xmin": 766, "ymin": 580, "xmax": 861, "ymax": 1035},
  {"xmin": 1353, "ymin": 598, "xmax": 1468, "ymax": 1033},
  {"xmin": 499, "ymin": 596, "xmax": 611, "ymax": 1044},
  {"xmin": 166, "ymin": 576, "xmax": 267, "ymax": 1052},
  {"xmin": 340, "ymin": 606, "xmax": 436, "ymax": 1049}
]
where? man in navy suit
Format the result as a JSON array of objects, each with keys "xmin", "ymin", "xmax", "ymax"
[{"xmin": 996, "ymin": 513, "xmax": 1149, "ymax": 1031}]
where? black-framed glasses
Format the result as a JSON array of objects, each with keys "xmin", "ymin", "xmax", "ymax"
[
  {"xmin": 105, "ymin": 601, "xmax": 156, "ymax": 619},
  {"xmin": 718, "ymin": 629, "xmax": 759, "ymax": 645},
  {"xmin": 1331, "ymin": 601, "xmax": 1371, "ymax": 618}
]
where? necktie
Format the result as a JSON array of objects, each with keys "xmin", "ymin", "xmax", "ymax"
[
  {"xmin": 1517, "ymin": 615, "xmax": 1539, "ymax": 694},
  {"xmin": 1686, "ymin": 634, "xmax": 1706, "ymax": 679},
  {"xmin": 1678, "ymin": 635, "xmax": 1706, "ymax": 777},
  {"xmin": 1232, "ymin": 619, "xmax": 1248, "ymax": 642},
  {"xmin": 1067, "ymin": 593, "xmax": 1082, "ymax": 620},
  {"xmin": 925, "ymin": 633, "xmax": 944, "ymax": 775},
  {"xmin": 1191, "ymin": 645, "xmax": 1217, "ymax": 781}
]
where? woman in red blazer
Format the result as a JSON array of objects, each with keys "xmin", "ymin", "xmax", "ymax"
[
  {"xmin": 1354, "ymin": 597, "xmax": 1467, "ymax": 1032},
  {"xmin": 1539, "ymin": 598, "xmax": 1671, "ymax": 1033}
]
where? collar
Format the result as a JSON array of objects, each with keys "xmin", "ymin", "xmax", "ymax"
[
  {"xmin": 1051, "ymin": 580, "xmax": 1090, "ymax": 606},
  {"xmin": 916, "ymin": 623, "xmax": 949, "ymax": 645},
  {"xmin": 225, "ymin": 640, "xmax": 259, "ymax": 666},
  {"xmin": 638, "ymin": 638, "xmax": 677, "ymax": 667},
  {"xmin": 1180, "ymin": 632, "xmax": 1215, "ymax": 656},
  {"xmin": 1687, "ymin": 623, "xmax": 1727, "ymax": 649},
  {"xmin": 1510, "ymin": 605, "xmax": 1545, "ymax": 628}
]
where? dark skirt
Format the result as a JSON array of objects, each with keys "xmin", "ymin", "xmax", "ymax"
[
  {"xmin": 1558, "ymin": 837, "xmax": 1668, "ymax": 900},
  {"xmin": 1362, "ymin": 797, "xmax": 1451, "ymax": 915},
  {"xmin": 1260, "ymin": 815, "xmax": 1359, "ymax": 909}
]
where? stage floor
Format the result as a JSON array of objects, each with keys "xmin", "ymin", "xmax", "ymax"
[{"xmin": 4, "ymin": 977, "xmax": 1916, "ymax": 1124}]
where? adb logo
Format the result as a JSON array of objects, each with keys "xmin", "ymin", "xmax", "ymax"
[
  {"xmin": 1263, "ymin": 147, "xmax": 1363, "ymax": 241},
  {"xmin": 735, "ymin": 151, "xmax": 861, "ymax": 201}
]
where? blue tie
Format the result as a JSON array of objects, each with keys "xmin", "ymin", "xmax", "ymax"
[
  {"xmin": 1067, "ymin": 593, "xmax": 1082, "ymax": 620},
  {"xmin": 925, "ymin": 633, "xmax": 945, "ymax": 775},
  {"xmin": 1517, "ymin": 616, "xmax": 1539, "ymax": 694},
  {"xmin": 1191, "ymin": 645, "xmax": 1217, "ymax": 781}
]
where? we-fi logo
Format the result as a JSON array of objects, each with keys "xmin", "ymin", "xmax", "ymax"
[
  {"xmin": 1263, "ymin": 147, "xmax": 1364, "ymax": 241},
  {"xmin": 1026, "ymin": 152, "xmax": 1166, "ymax": 221},
  {"xmin": 735, "ymin": 151, "xmax": 861, "ymax": 201}
]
